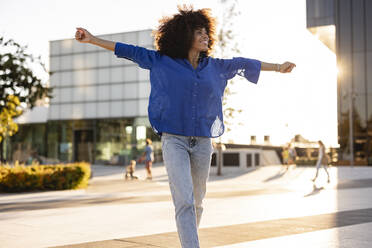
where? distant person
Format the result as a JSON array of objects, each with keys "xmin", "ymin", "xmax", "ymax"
[
  {"xmin": 282, "ymin": 146, "xmax": 289, "ymax": 170},
  {"xmin": 288, "ymin": 143, "xmax": 297, "ymax": 166},
  {"xmin": 124, "ymin": 160, "xmax": 138, "ymax": 180},
  {"xmin": 143, "ymin": 138, "xmax": 154, "ymax": 180},
  {"xmin": 312, "ymin": 140, "xmax": 330, "ymax": 183},
  {"xmin": 75, "ymin": 6, "xmax": 295, "ymax": 248}
]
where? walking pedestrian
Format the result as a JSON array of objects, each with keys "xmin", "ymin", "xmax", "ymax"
[
  {"xmin": 282, "ymin": 145, "xmax": 290, "ymax": 170},
  {"xmin": 312, "ymin": 140, "xmax": 331, "ymax": 183},
  {"xmin": 143, "ymin": 138, "xmax": 154, "ymax": 180},
  {"xmin": 288, "ymin": 143, "xmax": 297, "ymax": 166},
  {"xmin": 75, "ymin": 6, "xmax": 295, "ymax": 248}
]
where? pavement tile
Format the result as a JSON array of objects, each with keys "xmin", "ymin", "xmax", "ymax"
[
  {"xmin": 49, "ymin": 239, "xmax": 146, "ymax": 248},
  {"xmin": 3, "ymin": 165, "xmax": 372, "ymax": 248}
]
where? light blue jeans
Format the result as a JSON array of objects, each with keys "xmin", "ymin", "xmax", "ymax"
[{"xmin": 161, "ymin": 133, "xmax": 213, "ymax": 248}]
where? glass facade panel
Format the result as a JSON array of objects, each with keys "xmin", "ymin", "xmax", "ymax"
[
  {"xmin": 98, "ymin": 68, "xmax": 110, "ymax": 83},
  {"xmin": 59, "ymin": 121, "xmax": 73, "ymax": 162},
  {"xmin": 123, "ymin": 100, "xmax": 138, "ymax": 116},
  {"xmin": 60, "ymin": 39, "xmax": 73, "ymax": 54},
  {"xmin": 72, "ymin": 103, "xmax": 84, "ymax": 119},
  {"xmin": 138, "ymin": 68, "xmax": 149, "ymax": 81},
  {"xmin": 50, "ymin": 41, "xmax": 60, "ymax": 55},
  {"xmin": 74, "ymin": 70, "xmax": 86, "ymax": 86},
  {"xmin": 84, "ymin": 103, "xmax": 97, "ymax": 119},
  {"xmin": 8, "ymin": 117, "xmax": 159, "ymax": 164},
  {"xmin": 122, "ymin": 32, "xmax": 137, "ymax": 44},
  {"xmin": 111, "ymin": 34, "xmax": 123, "ymax": 43},
  {"xmin": 60, "ymin": 104, "xmax": 73, "ymax": 119},
  {"xmin": 47, "ymin": 121, "xmax": 59, "ymax": 160},
  {"xmin": 10, "ymin": 124, "xmax": 46, "ymax": 164},
  {"xmin": 352, "ymin": 0, "xmax": 365, "ymax": 53},
  {"xmin": 50, "ymin": 56, "xmax": 59, "ymax": 71},
  {"xmin": 124, "ymin": 66, "xmax": 137, "ymax": 81},
  {"xmin": 98, "ymin": 52, "xmax": 111, "ymax": 67},
  {"xmin": 367, "ymin": 52, "xmax": 372, "ymax": 163},
  {"xmin": 85, "ymin": 53, "xmax": 98, "ymax": 68},
  {"xmin": 111, "ymin": 52, "xmax": 126, "ymax": 66},
  {"xmin": 85, "ymin": 43, "xmax": 98, "ymax": 52},
  {"xmin": 50, "ymin": 88, "xmax": 60, "ymax": 103},
  {"xmin": 138, "ymin": 30, "xmax": 153, "ymax": 46},
  {"xmin": 111, "ymin": 67, "xmax": 124, "ymax": 83},
  {"xmin": 97, "ymin": 85, "xmax": 110, "ymax": 101},
  {"xmin": 123, "ymin": 83, "xmax": 137, "ymax": 99},
  {"xmin": 60, "ymin": 55, "xmax": 72, "ymax": 70},
  {"xmin": 60, "ymin": 87, "xmax": 73, "ymax": 103},
  {"xmin": 86, "ymin": 69, "xmax": 97, "ymax": 84},
  {"xmin": 110, "ymin": 101, "xmax": 124, "ymax": 117},
  {"xmin": 97, "ymin": 102, "xmax": 110, "ymax": 118},
  {"xmin": 50, "ymin": 72, "xmax": 60, "ymax": 87},
  {"xmin": 138, "ymin": 99, "xmax": 148, "ymax": 116},
  {"xmin": 111, "ymin": 84, "xmax": 124, "ymax": 100},
  {"xmin": 73, "ymin": 54, "xmax": 85, "ymax": 70},
  {"xmin": 95, "ymin": 119, "xmax": 135, "ymax": 164},
  {"xmin": 338, "ymin": 1, "xmax": 352, "ymax": 54},
  {"xmin": 72, "ymin": 39, "xmax": 85, "ymax": 53},
  {"xmin": 73, "ymin": 86, "xmax": 85, "ymax": 102},
  {"xmin": 60, "ymin": 71, "xmax": 72, "ymax": 86},
  {"xmin": 138, "ymin": 82, "xmax": 150, "ymax": 98},
  {"xmin": 367, "ymin": 1, "xmax": 372, "ymax": 51},
  {"xmin": 85, "ymin": 86, "xmax": 96, "ymax": 101},
  {"xmin": 49, "ymin": 105, "xmax": 60, "ymax": 120}
]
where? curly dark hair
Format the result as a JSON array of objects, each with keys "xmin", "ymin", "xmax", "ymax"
[{"xmin": 153, "ymin": 5, "xmax": 216, "ymax": 59}]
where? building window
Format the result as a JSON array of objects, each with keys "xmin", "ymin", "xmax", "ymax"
[
  {"xmin": 247, "ymin": 154, "xmax": 252, "ymax": 167},
  {"xmin": 223, "ymin": 153, "xmax": 239, "ymax": 166},
  {"xmin": 255, "ymin": 153, "xmax": 260, "ymax": 166}
]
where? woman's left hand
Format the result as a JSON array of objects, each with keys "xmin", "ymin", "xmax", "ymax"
[{"xmin": 279, "ymin": 62, "xmax": 296, "ymax": 73}]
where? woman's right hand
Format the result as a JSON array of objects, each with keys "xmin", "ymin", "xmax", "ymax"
[{"xmin": 75, "ymin": 27, "xmax": 93, "ymax": 43}]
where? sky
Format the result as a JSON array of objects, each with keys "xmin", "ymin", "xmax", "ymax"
[{"xmin": 0, "ymin": 0, "xmax": 338, "ymax": 147}]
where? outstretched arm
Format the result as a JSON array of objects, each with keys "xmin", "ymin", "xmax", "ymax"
[
  {"xmin": 75, "ymin": 27, "xmax": 115, "ymax": 51},
  {"xmin": 261, "ymin": 61, "xmax": 296, "ymax": 73}
]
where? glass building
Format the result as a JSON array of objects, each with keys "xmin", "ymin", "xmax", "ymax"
[
  {"xmin": 307, "ymin": 0, "xmax": 372, "ymax": 164},
  {"xmin": 7, "ymin": 29, "xmax": 161, "ymax": 165}
]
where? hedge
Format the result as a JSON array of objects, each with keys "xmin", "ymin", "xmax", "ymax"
[{"xmin": 0, "ymin": 162, "xmax": 91, "ymax": 192}]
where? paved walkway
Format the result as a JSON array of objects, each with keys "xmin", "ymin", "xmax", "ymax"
[{"xmin": 1, "ymin": 164, "xmax": 372, "ymax": 247}]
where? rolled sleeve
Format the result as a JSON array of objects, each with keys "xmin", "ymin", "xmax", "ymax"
[
  {"xmin": 114, "ymin": 42, "xmax": 159, "ymax": 70},
  {"xmin": 216, "ymin": 57, "xmax": 261, "ymax": 83}
]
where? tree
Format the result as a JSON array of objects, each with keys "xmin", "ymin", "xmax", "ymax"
[
  {"xmin": 0, "ymin": 37, "xmax": 52, "ymax": 162},
  {"xmin": 215, "ymin": 0, "xmax": 242, "ymax": 175},
  {"xmin": 0, "ymin": 95, "xmax": 22, "ymax": 142}
]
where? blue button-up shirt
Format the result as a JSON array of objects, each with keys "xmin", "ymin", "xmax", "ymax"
[{"xmin": 115, "ymin": 42, "xmax": 261, "ymax": 138}]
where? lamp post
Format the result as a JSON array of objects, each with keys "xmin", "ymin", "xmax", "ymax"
[{"xmin": 349, "ymin": 86, "xmax": 354, "ymax": 167}]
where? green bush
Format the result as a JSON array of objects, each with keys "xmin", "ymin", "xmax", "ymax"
[{"xmin": 0, "ymin": 162, "xmax": 91, "ymax": 192}]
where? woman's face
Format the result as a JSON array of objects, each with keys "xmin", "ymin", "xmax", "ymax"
[{"xmin": 191, "ymin": 27, "xmax": 209, "ymax": 52}]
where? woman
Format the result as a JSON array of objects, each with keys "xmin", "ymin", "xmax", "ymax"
[
  {"xmin": 75, "ymin": 6, "xmax": 295, "ymax": 248},
  {"xmin": 143, "ymin": 138, "xmax": 154, "ymax": 180},
  {"xmin": 312, "ymin": 140, "xmax": 331, "ymax": 183}
]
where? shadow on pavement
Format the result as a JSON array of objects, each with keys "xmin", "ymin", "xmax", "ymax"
[
  {"xmin": 304, "ymin": 183, "xmax": 325, "ymax": 197},
  {"xmin": 262, "ymin": 167, "xmax": 290, "ymax": 182}
]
